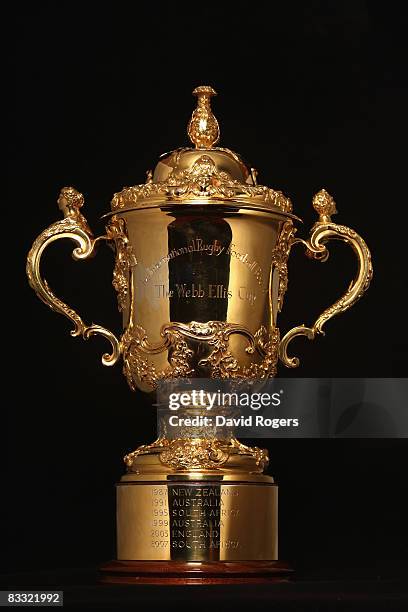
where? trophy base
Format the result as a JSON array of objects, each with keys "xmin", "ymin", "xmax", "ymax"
[
  {"xmin": 116, "ymin": 477, "xmax": 278, "ymax": 561},
  {"xmin": 110, "ymin": 438, "xmax": 283, "ymax": 582},
  {"xmin": 99, "ymin": 560, "xmax": 293, "ymax": 585}
]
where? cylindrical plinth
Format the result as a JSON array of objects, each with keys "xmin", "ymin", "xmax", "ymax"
[{"xmin": 116, "ymin": 478, "xmax": 278, "ymax": 562}]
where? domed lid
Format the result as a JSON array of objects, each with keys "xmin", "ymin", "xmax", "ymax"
[{"xmin": 110, "ymin": 86, "xmax": 296, "ymax": 218}]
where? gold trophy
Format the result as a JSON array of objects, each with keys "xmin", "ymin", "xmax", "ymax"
[{"xmin": 26, "ymin": 86, "xmax": 372, "ymax": 584}]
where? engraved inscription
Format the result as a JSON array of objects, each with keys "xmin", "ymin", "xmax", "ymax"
[
  {"xmin": 168, "ymin": 485, "xmax": 240, "ymax": 560},
  {"xmin": 150, "ymin": 487, "xmax": 170, "ymax": 549},
  {"xmin": 227, "ymin": 244, "xmax": 264, "ymax": 286},
  {"xmin": 153, "ymin": 284, "xmax": 259, "ymax": 306},
  {"xmin": 155, "ymin": 283, "xmax": 232, "ymax": 300},
  {"xmin": 145, "ymin": 239, "xmax": 226, "ymax": 282},
  {"xmin": 143, "ymin": 237, "xmax": 265, "ymax": 286}
]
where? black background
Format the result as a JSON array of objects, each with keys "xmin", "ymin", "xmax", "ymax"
[{"xmin": 6, "ymin": 0, "xmax": 408, "ymax": 579}]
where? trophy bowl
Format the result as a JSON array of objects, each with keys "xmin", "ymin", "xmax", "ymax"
[{"xmin": 26, "ymin": 86, "xmax": 372, "ymax": 583}]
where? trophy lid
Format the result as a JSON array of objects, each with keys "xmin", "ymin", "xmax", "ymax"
[{"xmin": 109, "ymin": 86, "xmax": 297, "ymax": 218}]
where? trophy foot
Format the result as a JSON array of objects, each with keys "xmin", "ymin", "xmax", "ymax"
[{"xmin": 99, "ymin": 560, "xmax": 293, "ymax": 585}]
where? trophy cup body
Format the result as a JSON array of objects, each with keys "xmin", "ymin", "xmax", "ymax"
[
  {"xmin": 114, "ymin": 204, "xmax": 291, "ymax": 391},
  {"xmin": 27, "ymin": 86, "xmax": 372, "ymax": 583}
]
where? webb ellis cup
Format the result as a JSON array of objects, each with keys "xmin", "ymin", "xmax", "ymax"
[{"xmin": 27, "ymin": 86, "xmax": 372, "ymax": 583}]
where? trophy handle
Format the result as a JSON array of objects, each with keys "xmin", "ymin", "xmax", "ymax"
[
  {"xmin": 279, "ymin": 189, "xmax": 373, "ymax": 368},
  {"xmin": 26, "ymin": 186, "xmax": 121, "ymax": 366}
]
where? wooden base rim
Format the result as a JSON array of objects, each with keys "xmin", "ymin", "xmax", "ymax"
[{"xmin": 99, "ymin": 560, "xmax": 294, "ymax": 585}]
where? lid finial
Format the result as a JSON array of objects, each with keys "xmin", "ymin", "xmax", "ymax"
[{"xmin": 188, "ymin": 86, "xmax": 220, "ymax": 149}]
